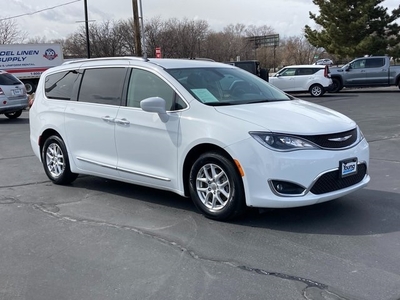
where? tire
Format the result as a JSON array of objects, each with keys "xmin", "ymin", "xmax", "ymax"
[
  {"xmin": 329, "ymin": 78, "xmax": 342, "ymax": 93},
  {"xmin": 24, "ymin": 81, "xmax": 36, "ymax": 94},
  {"xmin": 42, "ymin": 135, "xmax": 78, "ymax": 185},
  {"xmin": 4, "ymin": 110, "xmax": 22, "ymax": 119},
  {"xmin": 189, "ymin": 151, "xmax": 246, "ymax": 221},
  {"xmin": 309, "ymin": 84, "xmax": 325, "ymax": 97}
]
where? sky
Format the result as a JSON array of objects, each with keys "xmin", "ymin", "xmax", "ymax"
[{"xmin": 3, "ymin": 0, "xmax": 400, "ymax": 41}]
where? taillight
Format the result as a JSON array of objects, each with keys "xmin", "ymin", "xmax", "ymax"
[
  {"xmin": 324, "ymin": 65, "xmax": 330, "ymax": 78},
  {"xmin": 0, "ymin": 87, "xmax": 4, "ymax": 95}
]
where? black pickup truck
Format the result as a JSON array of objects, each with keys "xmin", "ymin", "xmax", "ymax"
[{"xmin": 329, "ymin": 56, "xmax": 400, "ymax": 92}]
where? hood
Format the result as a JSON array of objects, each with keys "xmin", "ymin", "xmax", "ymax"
[
  {"xmin": 329, "ymin": 66, "xmax": 346, "ymax": 74},
  {"xmin": 214, "ymin": 100, "xmax": 356, "ymax": 135}
]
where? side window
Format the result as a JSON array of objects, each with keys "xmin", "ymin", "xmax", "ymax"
[
  {"xmin": 127, "ymin": 69, "xmax": 186, "ymax": 111},
  {"xmin": 78, "ymin": 68, "xmax": 126, "ymax": 106},
  {"xmin": 366, "ymin": 58, "xmax": 385, "ymax": 68},
  {"xmin": 351, "ymin": 59, "xmax": 366, "ymax": 69},
  {"xmin": 295, "ymin": 68, "xmax": 315, "ymax": 75},
  {"xmin": 280, "ymin": 68, "xmax": 296, "ymax": 76},
  {"xmin": 45, "ymin": 70, "xmax": 79, "ymax": 100}
]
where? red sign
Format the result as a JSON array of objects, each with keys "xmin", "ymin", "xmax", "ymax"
[{"xmin": 155, "ymin": 47, "xmax": 162, "ymax": 58}]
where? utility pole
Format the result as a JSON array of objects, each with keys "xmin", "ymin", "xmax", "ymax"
[
  {"xmin": 84, "ymin": 0, "xmax": 90, "ymax": 58},
  {"xmin": 132, "ymin": 0, "xmax": 142, "ymax": 57}
]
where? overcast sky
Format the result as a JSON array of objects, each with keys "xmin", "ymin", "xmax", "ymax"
[{"xmin": 3, "ymin": 0, "xmax": 400, "ymax": 41}]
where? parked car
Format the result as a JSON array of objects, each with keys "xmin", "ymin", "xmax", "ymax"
[
  {"xmin": 269, "ymin": 65, "xmax": 332, "ymax": 97},
  {"xmin": 329, "ymin": 56, "xmax": 400, "ymax": 93},
  {"xmin": 314, "ymin": 59, "xmax": 334, "ymax": 65},
  {"xmin": 29, "ymin": 57, "xmax": 370, "ymax": 221},
  {"xmin": 0, "ymin": 70, "xmax": 28, "ymax": 119}
]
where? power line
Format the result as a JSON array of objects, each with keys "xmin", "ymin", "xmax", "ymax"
[{"xmin": 0, "ymin": 0, "xmax": 81, "ymax": 21}]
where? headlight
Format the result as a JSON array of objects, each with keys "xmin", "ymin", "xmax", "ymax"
[
  {"xmin": 249, "ymin": 132, "xmax": 318, "ymax": 151},
  {"xmin": 358, "ymin": 126, "xmax": 365, "ymax": 141}
]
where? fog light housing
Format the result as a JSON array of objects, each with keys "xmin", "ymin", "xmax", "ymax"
[{"xmin": 270, "ymin": 180, "xmax": 305, "ymax": 195}]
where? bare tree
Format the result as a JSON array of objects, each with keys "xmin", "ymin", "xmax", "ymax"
[
  {"xmin": 26, "ymin": 36, "xmax": 48, "ymax": 44},
  {"xmin": 116, "ymin": 19, "xmax": 136, "ymax": 56},
  {"xmin": 63, "ymin": 27, "xmax": 88, "ymax": 58},
  {"xmin": 64, "ymin": 20, "xmax": 134, "ymax": 58},
  {"xmin": 144, "ymin": 17, "xmax": 209, "ymax": 58},
  {"xmin": 61, "ymin": 16, "xmax": 328, "ymax": 70},
  {"xmin": 144, "ymin": 17, "xmax": 164, "ymax": 57},
  {"xmin": 88, "ymin": 20, "xmax": 128, "ymax": 57},
  {"xmin": 243, "ymin": 25, "xmax": 278, "ymax": 69},
  {"xmin": 0, "ymin": 19, "xmax": 26, "ymax": 44},
  {"xmin": 245, "ymin": 25, "xmax": 275, "ymax": 37},
  {"xmin": 280, "ymin": 36, "xmax": 321, "ymax": 66}
]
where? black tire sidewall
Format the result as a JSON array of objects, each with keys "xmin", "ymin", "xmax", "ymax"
[
  {"xmin": 5, "ymin": 110, "xmax": 22, "ymax": 119},
  {"xmin": 189, "ymin": 152, "xmax": 245, "ymax": 221},
  {"xmin": 42, "ymin": 135, "xmax": 76, "ymax": 185}
]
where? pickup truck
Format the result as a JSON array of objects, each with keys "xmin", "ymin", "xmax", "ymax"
[{"xmin": 329, "ymin": 56, "xmax": 400, "ymax": 92}]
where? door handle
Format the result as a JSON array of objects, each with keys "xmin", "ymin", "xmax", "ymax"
[
  {"xmin": 115, "ymin": 118, "xmax": 130, "ymax": 125},
  {"xmin": 102, "ymin": 116, "xmax": 115, "ymax": 123}
]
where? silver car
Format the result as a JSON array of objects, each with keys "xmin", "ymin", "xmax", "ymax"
[{"xmin": 0, "ymin": 70, "xmax": 28, "ymax": 119}]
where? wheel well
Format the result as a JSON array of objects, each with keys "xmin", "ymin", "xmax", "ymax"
[
  {"xmin": 395, "ymin": 75, "xmax": 400, "ymax": 87},
  {"xmin": 39, "ymin": 129, "xmax": 61, "ymax": 159},
  {"xmin": 309, "ymin": 83, "xmax": 322, "ymax": 89},
  {"xmin": 331, "ymin": 75, "xmax": 343, "ymax": 85},
  {"xmin": 182, "ymin": 143, "xmax": 235, "ymax": 197}
]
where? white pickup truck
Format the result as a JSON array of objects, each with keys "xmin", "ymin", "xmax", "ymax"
[
  {"xmin": 329, "ymin": 56, "xmax": 400, "ymax": 92},
  {"xmin": 0, "ymin": 43, "xmax": 64, "ymax": 93}
]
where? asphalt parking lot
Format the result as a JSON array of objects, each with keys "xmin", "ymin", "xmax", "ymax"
[{"xmin": 0, "ymin": 87, "xmax": 399, "ymax": 300}]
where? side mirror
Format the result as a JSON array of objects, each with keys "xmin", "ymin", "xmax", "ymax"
[{"xmin": 140, "ymin": 97, "xmax": 169, "ymax": 121}]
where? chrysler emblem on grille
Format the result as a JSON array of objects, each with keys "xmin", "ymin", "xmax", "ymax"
[{"xmin": 328, "ymin": 135, "xmax": 352, "ymax": 142}]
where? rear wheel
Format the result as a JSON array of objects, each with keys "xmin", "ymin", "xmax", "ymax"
[
  {"xmin": 42, "ymin": 135, "xmax": 78, "ymax": 185},
  {"xmin": 189, "ymin": 152, "xmax": 245, "ymax": 221},
  {"xmin": 309, "ymin": 84, "xmax": 325, "ymax": 97},
  {"xmin": 5, "ymin": 110, "xmax": 22, "ymax": 119},
  {"xmin": 24, "ymin": 81, "xmax": 36, "ymax": 94}
]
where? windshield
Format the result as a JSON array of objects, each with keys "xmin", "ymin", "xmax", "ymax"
[{"xmin": 166, "ymin": 67, "xmax": 292, "ymax": 105}]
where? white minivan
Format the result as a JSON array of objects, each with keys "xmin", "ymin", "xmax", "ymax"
[{"xmin": 29, "ymin": 57, "xmax": 369, "ymax": 221}]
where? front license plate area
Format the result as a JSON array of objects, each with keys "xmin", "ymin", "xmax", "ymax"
[{"xmin": 339, "ymin": 158, "xmax": 358, "ymax": 178}]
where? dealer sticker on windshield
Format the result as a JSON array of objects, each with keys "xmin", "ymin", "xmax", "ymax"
[{"xmin": 339, "ymin": 158, "xmax": 358, "ymax": 178}]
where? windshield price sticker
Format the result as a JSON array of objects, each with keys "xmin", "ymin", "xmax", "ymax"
[{"xmin": 340, "ymin": 158, "xmax": 358, "ymax": 178}]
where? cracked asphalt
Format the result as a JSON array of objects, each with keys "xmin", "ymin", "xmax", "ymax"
[{"xmin": 1, "ymin": 88, "xmax": 399, "ymax": 300}]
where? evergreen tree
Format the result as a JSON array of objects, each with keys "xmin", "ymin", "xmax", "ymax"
[{"xmin": 304, "ymin": 0, "xmax": 400, "ymax": 59}]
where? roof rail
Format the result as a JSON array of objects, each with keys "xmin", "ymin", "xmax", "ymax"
[
  {"xmin": 62, "ymin": 56, "xmax": 149, "ymax": 65},
  {"xmin": 187, "ymin": 57, "xmax": 215, "ymax": 62}
]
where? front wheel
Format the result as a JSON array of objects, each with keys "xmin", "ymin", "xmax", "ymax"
[
  {"xmin": 329, "ymin": 78, "xmax": 342, "ymax": 93},
  {"xmin": 42, "ymin": 135, "xmax": 78, "ymax": 185},
  {"xmin": 5, "ymin": 110, "xmax": 23, "ymax": 119},
  {"xmin": 189, "ymin": 152, "xmax": 246, "ymax": 221},
  {"xmin": 309, "ymin": 84, "xmax": 325, "ymax": 97}
]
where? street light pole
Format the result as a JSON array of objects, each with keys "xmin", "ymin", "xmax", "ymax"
[{"xmin": 84, "ymin": 0, "xmax": 90, "ymax": 58}]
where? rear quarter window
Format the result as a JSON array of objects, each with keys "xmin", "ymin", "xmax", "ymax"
[
  {"xmin": 78, "ymin": 68, "xmax": 127, "ymax": 106},
  {"xmin": 45, "ymin": 70, "xmax": 80, "ymax": 100},
  {"xmin": 295, "ymin": 68, "xmax": 322, "ymax": 75}
]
